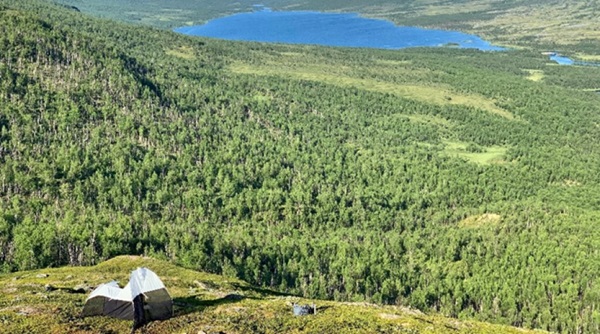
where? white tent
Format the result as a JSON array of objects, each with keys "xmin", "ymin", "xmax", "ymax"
[{"xmin": 82, "ymin": 267, "xmax": 172, "ymax": 328}]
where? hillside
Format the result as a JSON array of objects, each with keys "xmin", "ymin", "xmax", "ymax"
[
  {"xmin": 51, "ymin": 0, "xmax": 600, "ymax": 53},
  {"xmin": 1, "ymin": 1, "xmax": 600, "ymax": 333},
  {"xmin": 0, "ymin": 256, "xmax": 549, "ymax": 334}
]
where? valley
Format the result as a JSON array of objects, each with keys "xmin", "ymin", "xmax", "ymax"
[{"xmin": 1, "ymin": 1, "xmax": 600, "ymax": 333}]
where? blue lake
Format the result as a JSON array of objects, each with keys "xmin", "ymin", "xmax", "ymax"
[
  {"xmin": 549, "ymin": 53, "xmax": 600, "ymax": 67},
  {"xmin": 175, "ymin": 10, "xmax": 504, "ymax": 51},
  {"xmin": 550, "ymin": 54, "xmax": 575, "ymax": 65}
]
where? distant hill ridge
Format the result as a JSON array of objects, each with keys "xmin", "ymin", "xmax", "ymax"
[{"xmin": 50, "ymin": 0, "xmax": 600, "ymax": 50}]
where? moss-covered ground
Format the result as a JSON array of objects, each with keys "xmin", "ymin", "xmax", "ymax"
[{"xmin": 0, "ymin": 256, "xmax": 548, "ymax": 334}]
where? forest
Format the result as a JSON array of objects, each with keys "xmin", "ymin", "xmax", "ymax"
[{"xmin": 2, "ymin": 0, "xmax": 600, "ymax": 333}]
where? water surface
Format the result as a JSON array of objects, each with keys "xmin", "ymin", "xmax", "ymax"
[
  {"xmin": 550, "ymin": 54, "xmax": 575, "ymax": 65},
  {"xmin": 175, "ymin": 10, "xmax": 504, "ymax": 51},
  {"xmin": 549, "ymin": 53, "xmax": 600, "ymax": 67}
]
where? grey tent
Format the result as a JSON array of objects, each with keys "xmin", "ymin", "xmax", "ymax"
[{"xmin": 82, "ymin": 267, "xmax": 172, "ymax": 329}]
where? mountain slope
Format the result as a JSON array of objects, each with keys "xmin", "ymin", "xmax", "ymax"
[
  {"xmin": 1, "ymin": 1, "xmax": 600, "ymax": 333},
  {"xmin": 0, "ymin": 256, "xmax": 549, "ymax": 334}
]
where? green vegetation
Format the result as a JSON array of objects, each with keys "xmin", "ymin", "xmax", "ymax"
[
  {"xmin": 523, "ymin": 69, "xmax": 545, "ymax": 82},
  {"xmin": 458, "ymin": 213, "xmax": 502, "ymax": 229},
  {"xmin": 229, "ymin": 61, "xmax": 514, "ymax": 119},
  {"xmin": 2, "ymin": 1, "xmax": 600, "ymax": 334},
  {"xmin": 0, "ymin": 256, "xmax": 547, "ymax": 334},
  {"xmin": 165, "ymin": 45, "xmax": 196, "ymax": 60},
  {"xmin": 52, "ymin": 0, "xmax": 600, "ymax": 50},
  {"xmin": 441, "ymin": 141, "xmax": 508, "ymax": 165}
]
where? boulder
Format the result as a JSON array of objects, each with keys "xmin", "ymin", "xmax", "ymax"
[{"xmin": 72, "ymin": 284, "xmax": 93, "ymax": 294}]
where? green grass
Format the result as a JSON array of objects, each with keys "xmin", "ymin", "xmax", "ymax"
[
  {"xmin": 442, "ymin": 140, "xmax": 508, "ymax": 165},
  {"xmin": 230, "ymin": 61, "xmax": 515, "ymax": 120},
  {"xmin": 458, "ymin": 213, "xmax": 502, "ymax": 229},
  {"xmin": 471, "ymin": 2, "xmax": 600, "ymax": 45},
  {"xmin": 523, "ymin": 69, "xmax": 545, "ymax": 82},
  {"xmin": 0, "ymin": 256, "xmax": 548, "ymax": 334},
  {"xmin": 165, "ymin": 45, "xmax": 196, "ymax": 60},
  {"xmin": 420, "ymin": 2, "xmax": 494, "ymax": 16}
]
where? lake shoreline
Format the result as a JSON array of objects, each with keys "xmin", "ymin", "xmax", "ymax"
[{"xmin": 174, "ymin": 10, "xmax": 504, "ymax": 51}]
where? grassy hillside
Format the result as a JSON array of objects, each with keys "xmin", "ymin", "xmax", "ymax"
[
  {"xmin": 2, "ymin": 1, "xmax": 600, "ymax": 333},
  {"xmin": 0, "ymin": 256, "xmax": 549, "ymax": 334}
]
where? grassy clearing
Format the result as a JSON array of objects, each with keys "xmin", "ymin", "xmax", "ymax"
[
  {"xmin": 472, "ymin": 2, "xmax": 600, "ymax": 45},
  {"xmin": 0, "ymin": 256, "xmax": 548, "ymax": 334},
  {"xmin": 421, "ymin": 2, "xmax": 494, "ymax": 16},
  {"xmin": 559, "ymin": 179, "xmax": 582, "ymax": 187},
  {"xmin": 165, "ymin": 45, "xmax": 196, "ymax": 60},
  {"xmin": 442, "ymin": 140, "xmax": 508, "ymax": 164},
  {"xmin": 358, "ymin": 0, "xmax": 494, "ymax": 21},
  {"xmin": 458, "ymin": 213, "xmax": 502, "ymax": 228},
  {"xmin": 523, "ymin": 69, "xmax": 544, "ymax": 82},
  {"xmin": 252, "ymin": 93, "xmax": 273, "ymax": 104},
  {"xmin": 347, "ymin": 0, "xmax": 600, "ymax": 46},
  {"xmin": 149, "ymin": 9, "xmax": 197, "ymax": 25},
  {"xmin": 230, "ymin": 62, "xmax": 515, "ymax": 120}
]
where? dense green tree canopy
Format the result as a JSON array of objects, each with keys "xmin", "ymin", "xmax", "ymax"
[{"xmin": 1, "ymin": 1, "xmax": 600, "ymax": 333}]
